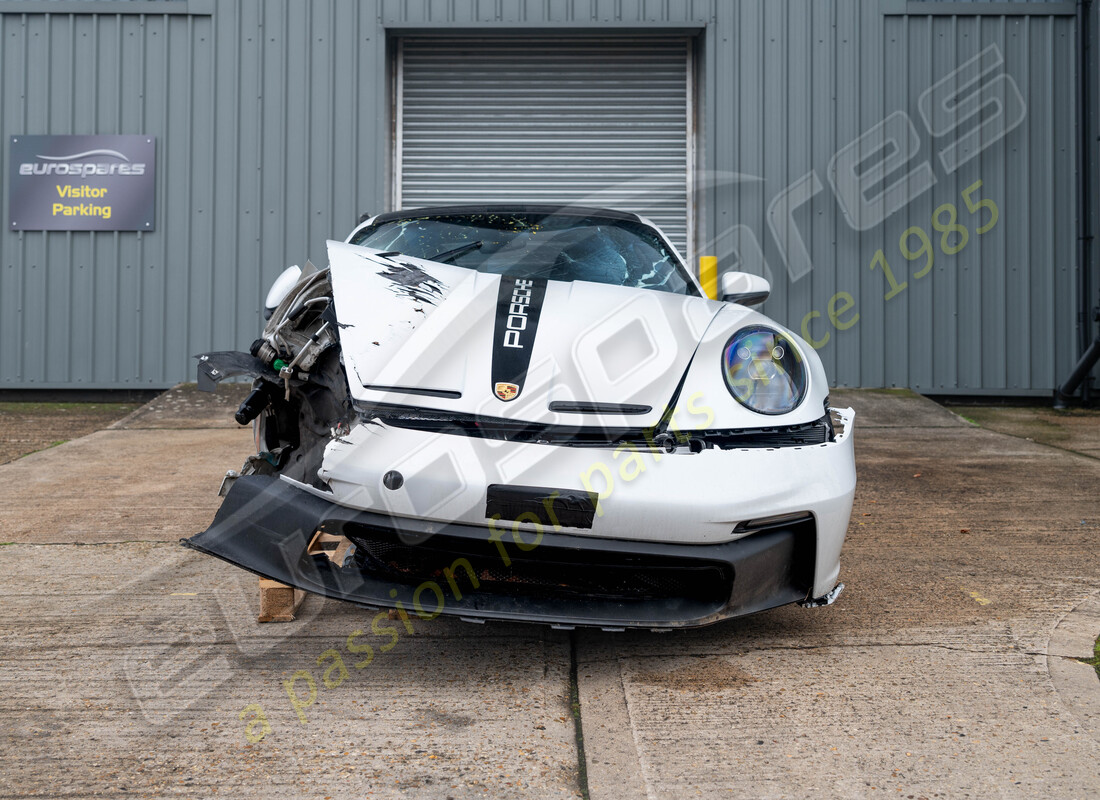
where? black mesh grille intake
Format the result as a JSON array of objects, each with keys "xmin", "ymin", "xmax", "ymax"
[{"xmin": 345, "ymin": 526, "xmax": 734, "ymax": 605}]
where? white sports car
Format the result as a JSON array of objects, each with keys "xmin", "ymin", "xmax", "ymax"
[{"xmin": 184, "ymin": 205, "xmax": 856, "ymax": 629}]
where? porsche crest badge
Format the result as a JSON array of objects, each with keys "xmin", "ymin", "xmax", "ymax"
[{"xmin": 494, "ymin": 382, "xmax": 519, "ymax": 401}]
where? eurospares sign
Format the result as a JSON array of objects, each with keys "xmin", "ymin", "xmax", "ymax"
[{"xmin": 8, "ymin": 134, "xmax": 155, "ymax": 231}]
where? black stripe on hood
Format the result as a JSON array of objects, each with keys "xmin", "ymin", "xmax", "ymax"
[{"xmin": 490, "ymin": 276, "xmax": 548, "ymax": 402}]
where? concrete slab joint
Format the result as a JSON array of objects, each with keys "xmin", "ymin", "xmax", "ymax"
[{"xmin": 1047, "ymin": 590, "xmax": 1100, "ymax": 744}]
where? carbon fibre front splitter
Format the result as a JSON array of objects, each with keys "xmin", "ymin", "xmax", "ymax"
[{"xmin": 181, "ymin": 474, "xmax": 813, "ymax": 630}]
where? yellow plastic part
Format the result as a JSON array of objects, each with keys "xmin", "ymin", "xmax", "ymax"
[{"xmin": 699, "ymin": 255, "xmax": 718, "ymax": 300}]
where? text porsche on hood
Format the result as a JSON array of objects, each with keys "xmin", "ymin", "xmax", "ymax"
[{"xmin": 503, "ymin": 278, "xmax": 535, "ymax": 349}]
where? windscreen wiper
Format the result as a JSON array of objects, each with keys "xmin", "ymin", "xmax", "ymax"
[{"xmin": 426, "ymin": 240, "xmax": 482, "ymax": 263}]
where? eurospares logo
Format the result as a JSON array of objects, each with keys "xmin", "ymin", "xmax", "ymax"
[{"xmin": 18, "ymin": 148, "xmax": 147, "ymax": 177}]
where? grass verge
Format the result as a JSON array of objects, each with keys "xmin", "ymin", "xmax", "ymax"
[{"xmin": 1080, "ymin": 633, "xmax": 1100, "ymax": 681}]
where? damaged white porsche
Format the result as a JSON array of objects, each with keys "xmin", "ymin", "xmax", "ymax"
[{"xmin": 183, "ymin": 206, "xmax": 856, "ymax": 629}]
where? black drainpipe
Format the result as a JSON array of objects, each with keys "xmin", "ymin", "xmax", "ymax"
[{"xmin": 1055, "ymin": 0, "xmax": 1096, "ymax": 408}]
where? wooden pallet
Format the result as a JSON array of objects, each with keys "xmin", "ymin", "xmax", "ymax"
[{"xmin": 256, "ymin": 531, "xmax": 352, "ymax": 623}]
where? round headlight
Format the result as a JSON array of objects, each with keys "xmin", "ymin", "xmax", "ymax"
[{"xmin": 722, "ymin": 326, "xmax": 807, "ymax": 415}]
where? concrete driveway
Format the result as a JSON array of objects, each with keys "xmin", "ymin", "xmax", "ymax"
[{"xmin": 1, "ymin": 387, "xmax": 1097, "ymax": 799}]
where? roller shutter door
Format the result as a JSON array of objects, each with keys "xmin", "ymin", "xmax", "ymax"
[{"xmin": 396, "ymin": 36, "xmax": 694, "ymax": 256}]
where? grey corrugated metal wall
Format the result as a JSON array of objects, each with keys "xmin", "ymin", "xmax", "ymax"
[{"xmin": 0, "ymin": 0, "xmax": 1091, "ymax": 395}]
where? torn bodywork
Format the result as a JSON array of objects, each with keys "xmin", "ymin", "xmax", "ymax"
[{"xmin": 197, "ymin": 264, "xmax": 352, "ymax": 489}]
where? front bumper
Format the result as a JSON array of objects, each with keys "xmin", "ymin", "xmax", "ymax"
[
  {"xmin": 314, "ymin": 407, "xmax": 856, "ymax": 599},
  {"xmin": 182, "ymin": 474, "xmax": 828, "ymax": 630}
]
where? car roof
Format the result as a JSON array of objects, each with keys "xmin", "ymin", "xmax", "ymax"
[{"xmin": 368, "ymin": 204, "xmax": 646, "ymax": 225}]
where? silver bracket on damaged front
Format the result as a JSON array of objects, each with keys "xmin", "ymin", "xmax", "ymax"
[{"xmin": 800, "ymin": 582, "xmax": 844, "ymax": 608}]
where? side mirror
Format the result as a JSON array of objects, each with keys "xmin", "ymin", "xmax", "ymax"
[
  {"xmin": 720, "ymin": 272, "xmax": 770, "ymax": 306},
  {"xmin": 264, "ymin": 265, "xmax": 302, "ymax": 319}
]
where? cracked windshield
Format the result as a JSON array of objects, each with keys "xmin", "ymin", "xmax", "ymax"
[{"xmin": 350, "ymin": 212, "xmax": 698, "ymax": 295}]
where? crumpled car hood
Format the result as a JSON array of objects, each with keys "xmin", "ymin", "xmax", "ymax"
[{"xmin": 328, "ymin": 240, "xmax": 737, "ymax": 429}]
